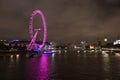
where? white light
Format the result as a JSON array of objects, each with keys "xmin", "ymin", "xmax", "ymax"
[
  {"xmin": 77, "ymin": 50, "xmax": 80, "ymax": 53},
  {"xmin": 113, "ymin": 40, "xmax": 120, "ymax": 45},
  {"xmin": 16, "ymin": 54, "xmax": 19, "ymax": 58},
  {"xmin": 52, "ymin": 53, "xmax": 55, "ymax": 57},
  {"xmin": 104, "ymin": 38, "xmax": 108, "ymax": 42},
  {"xmin": 10, "ymin": 55, "xmax": 13, "ymax": 58},
  {"xmin": 74, "ymin": 45, "xmax": 77, "ymax": 49},
  {"xmin": 65, "ymin": 50, "xmax": 67, "ymax": 53}
]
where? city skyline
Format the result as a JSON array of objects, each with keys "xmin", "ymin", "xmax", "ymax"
[{"xmin": 0, "ymin": 0, "xmax": 120, "ymax": 42}]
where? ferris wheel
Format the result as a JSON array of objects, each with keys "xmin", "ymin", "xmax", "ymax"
[{"xmin": 27, "ymin": 9, "xmax": 47, "ymax": 51}]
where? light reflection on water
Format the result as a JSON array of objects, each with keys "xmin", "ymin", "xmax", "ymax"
[
  {"xmin": 39, "ymin": 54, "xmax": 51, "ymax": 80},
  {"xmin": 0, "ymin": 53, "xmax": 120, "ymax": 80},
  {"xmin": 102, "ymin": 54, "xmax": 110, "ymax": 80},
  {"xmin": 26, "ymin": 54, "xmax": 51, "ymax": 80}
]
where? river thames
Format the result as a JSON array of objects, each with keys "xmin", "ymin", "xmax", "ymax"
[{"xmin": 0, "ymin": 52, "xmax": 120, "ymax": 80}]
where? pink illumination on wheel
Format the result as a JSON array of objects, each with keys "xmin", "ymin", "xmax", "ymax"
[{"xmin": 29, "ymin": 9, "xmax": 47, "ymax": 49}]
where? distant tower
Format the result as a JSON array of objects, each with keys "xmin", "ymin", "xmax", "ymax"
[
  {"xmin": 104, "ymin": 37, "xmax": 108, "ymax": 42},
  {"xmin": 103, "ymin": 36, "xmax": 108, "ymax": 45},
  {"xmin": 97, "ymin": 40, "xmax": 101, "ymax": 47}
]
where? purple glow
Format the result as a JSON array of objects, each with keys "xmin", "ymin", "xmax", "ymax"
[
  {"xmin": 29, "ymin": 9, "xmax": 47, "ymax": 49},
  {"xmin": 26, "ymin": 56, "xmax": 51, "ymax": 80},
  {"xmin": 38, "ymin": 54, "xmax": 51, "ymax": 79}
]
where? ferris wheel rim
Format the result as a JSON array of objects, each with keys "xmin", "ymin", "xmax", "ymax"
[{"xmin": 29, "ymin": 9, "xmax": 47, "ymax": 49}]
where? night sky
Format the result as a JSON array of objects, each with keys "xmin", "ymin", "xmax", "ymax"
[{"xmin": 0, "ymin": 0, "xmax": 120, "ymax": 43}]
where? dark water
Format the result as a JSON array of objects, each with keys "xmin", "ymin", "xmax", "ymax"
[{"xmin": 0, "ymin": 52, "xmax": 120, "ymax": 80}]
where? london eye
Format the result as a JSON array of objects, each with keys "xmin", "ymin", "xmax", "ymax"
[{"xmin": 27, "ymin": 9, "xmax": 47, "ymax": 51}]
